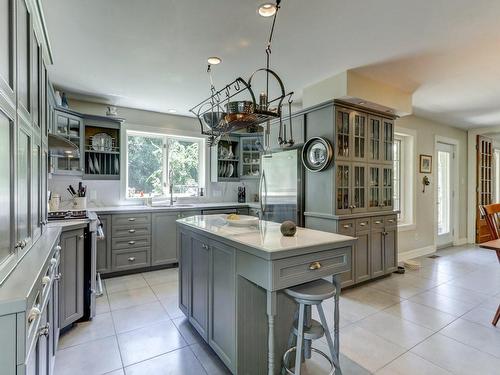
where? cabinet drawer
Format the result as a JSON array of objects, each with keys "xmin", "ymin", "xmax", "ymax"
[
  {"xmin": 356, "ymin": 218, "xmax": 370, "ymax": 232},
  {"xmin": 272, "ymin": 247, "xmax": 352, "ymax": 290},
  {"xmin": 337, "ymin": 220, "xmax": 355, "ymax": 236},
  {"xmin": 112, "ymin": 236, "xmax": 151, "ymax": 250},
  {"xmin": 112, "ymin": 224, "xmax": 151, "ymax": 238},
  {"xmin": 371, "ymin": 216, "xmax": 385, "ymax": 229},
  {"xmin": 112, "ymin": 213, "xmax": 151, "ymax": 226},
  {"xmin": 385, "ymin": 215, "xmax": 397, "ymax": 227},
  {"xmin": 112, "ymin": 248, "xmax": 150, "ymax": 271}
]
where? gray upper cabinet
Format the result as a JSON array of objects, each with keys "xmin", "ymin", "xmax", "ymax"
[
  {"xmin": 352, "ymin": 111, "xmax": 368, "ymax": 162},
  {"xmin": 17, "ymin": 0, "xmax": 30, "ymax": 116},
  {"xmin": 335, "ymin": 163, "xmax": 352, "ymax": 215},
  {"xmin": 369, "ymin": 115, "xmax": 382, "ymax": 163},
  {"xmin": 382, "ymin": 118, "xmax": 394, "ymax": 164},
  {"xmin": 17, "ymin": 120, "xmax": 32, "ymax": 253},
  {"xmin": 52, "ymin": 110, "xmax": 84, "ymax": 175},
  {"xmin": 31, "ymin": 136, "xmax": 42, "ymax": 242},
  {"xmin": 335, "ymin": 106, "xmax": 351, "ymax": 161},
  {"xmin": 0, "ymin": 0, "xmax": 15, "ymax": 101},
  {"xmin": 152, "ymin": 212, "xmax": 179, "ymax": 266},
  {"xmin": 59, "ymin": 228, "xmax": 85, "ymax": 329},
  {"xmin": 31, "ymin": 31, "xmax": 40, "ymax": 130}
]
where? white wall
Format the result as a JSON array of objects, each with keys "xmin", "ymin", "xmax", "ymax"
[
  {"xmin": 396, "ymin": 115, "xmax": 468, "ymax": 258},
  {"xmin": 49, "ymin": 99, "xmax": 258, "ymax": 207}
]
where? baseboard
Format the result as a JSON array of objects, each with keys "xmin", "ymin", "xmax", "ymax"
[
  {"xmin": 453, "ymin": 237, "xmax": 468, "ymax": 246},
  {"xmin": 398, "ymin": 245, "xmax": 436, "ymax": 262}
]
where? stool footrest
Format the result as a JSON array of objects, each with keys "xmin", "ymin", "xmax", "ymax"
[{"xmin": 292, "ymin": 319, "xmax": 325, "ymax": 340}]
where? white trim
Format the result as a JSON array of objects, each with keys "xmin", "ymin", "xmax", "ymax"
[
  {"xmin": 394, "ymin": 128, "xmax": 416, "ymax": 227},
  {"xmin": 435, "ymin": 136, "xmax": 460, "ymax": 248},
  {"xmin": 398, "ymin": 245, "xmax": 436, "ymax": 262},
  {"xmin": 397, "ymin": 223, "xmax": 416, "ymax": 232},
  {"xmin": 453, "ymin": 237, "xmax": 468, "ymax": 246}
]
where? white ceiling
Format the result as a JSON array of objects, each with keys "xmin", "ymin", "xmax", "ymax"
[{"xmin": 44, "ymin": 0, "xmax": 500, "ymax": 128}]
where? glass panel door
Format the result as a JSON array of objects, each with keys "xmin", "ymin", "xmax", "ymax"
[
  {"xmin": 353, "ymin": 112, "xmax": 367, "ymax": 161},
  {"xmin": 369, "ymin": 116, "xmax": 381, "ymax": 162},
  {"xmin": 0, "ymin": 111, "xmax": 13, "ymax": 269},
  {"xmin": 437, "ymin": 142, "xmax": 455, "ymax": 247},
  {"xmin": 336, "ymin": 164, "xmax": 351, "ymax": 214},
  {"xmin": 383, "ymin": 119, "xmax": 394, "ymax": 163},
  {"xmin": 353, "ymin": 164, "xmax": 366, "ymax": 212},
  {"xmin": 368, "ymin": 166, "xmax": 380, "ymax": 211},
  {"xmin": 382, "ymin": 167, "xmax": 393, "ymax": 210},
  {"xmin": 336, "ymin": 108, "xmax": 350, "ymax": 159}
]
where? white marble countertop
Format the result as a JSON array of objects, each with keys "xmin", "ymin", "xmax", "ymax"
[
  {"xmin": 87, "ymin": 202, "xmax": 259, "ymax": 213},
  {"xmin": 177, "ymin": 215, "xmax": 356, "ymax": 257}
]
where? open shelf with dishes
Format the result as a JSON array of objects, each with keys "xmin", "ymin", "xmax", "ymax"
[
  {"xmin": 83, "ymin": 125, "xmax": 121, "ymax": 180},
  {"xmin": 240, "ymin": 137, "xmax": 261, "ymax": 179},
  {"xmin": 210, "ymin": 137, "xmax": 240, "ymax": 182}
]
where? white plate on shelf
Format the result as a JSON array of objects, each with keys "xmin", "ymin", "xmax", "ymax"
[
  {"xmin": 88, "ymin": 155, "xmax": 95, "ymax": 173},
  {"xmin": 226, "ymin": 163, "xmax": 234, "ymax": 178},
  {"xmin": 220, "ymin": 163, "xmax": 226, "ymax": 177},
  {"xmin": 94, "ymin": 155, "xmax": 100, "ymax": 174},
  {"xmin": 92, "ymin": 133, "xmax": 113, "ymax": 152},
  {"xmin": 114, "ymin": 157, "xmax": 119, "ymax": 173},
  {"xmin": 225, "ymin": 215, "xmax": 259, "ymax": 227}
]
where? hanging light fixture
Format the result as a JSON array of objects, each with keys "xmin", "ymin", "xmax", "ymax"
[
  {"xmin": 207, "ymin": 56, "xmax": 222, "ymax": 65},
  {"xmin": 258, "ymin": 2, "xmax": 278, "ymax": 17}
]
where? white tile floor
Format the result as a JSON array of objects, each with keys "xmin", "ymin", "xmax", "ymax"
[{"xmin": 54, "ymin": 245, "xmax": 500, "ymax": 375}]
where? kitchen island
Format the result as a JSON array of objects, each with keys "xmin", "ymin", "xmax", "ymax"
[{"xmin": 176, "ymin": 215, "xmax": 356, "ymax": 375}]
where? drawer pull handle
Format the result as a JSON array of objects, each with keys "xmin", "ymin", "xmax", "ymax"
[
  {"xmin": 38, "ymin": 323, "xmax": 50, "ymax": 337},
  {"xmin": 128, "ymin": 257, "xmax": 136, "ymax": 262},
  {"xmin": 388, "ymin": 219, "xmax": 395, "ymax": 223},
  {"xmin": 54, "ymin": 273, "xmax": 62, "ymax": 281},
  {"xmin": 343, "ymin": 224, "xmax": 351, "ymax": 229},
  {"xmin": 42, "ymin": 276, "xmax": 51, "ymax": 285},
  {"xmin": 128, "ymin": 241, "xmax": 135, "ymax": 245},
  {"xmin": 128, "ymin": 218, "xmax": 136, "ymax": 221},
  {"xmin": 128, "ymin": 229, "xmax": 136, "ymax": 233},
  {"xmin": 309, "ymin": 261, "xmax": 322, "ymax": 270},
  {"xmin": 375, "ymin": 220, "xmax": 382, "ymax": 224},
  {"xmin": 28, "ymin": 307, "xmax": 41, "ymax": 323},
  {"xmin": 202, "ymin": 244, "xmax": 209, "ymax": 250},
  {"xmin": 360, "ymin": 222, "xmax": 367, "ymax": 226},
  {"xmin": 79, "ymin": 234, "xmax": 84, "ymax": 239}
]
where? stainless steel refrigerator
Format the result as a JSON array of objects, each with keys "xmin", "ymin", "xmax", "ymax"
[{"xmin": 258, "ymin": 148, "xmax": 304, "ymax": 226}]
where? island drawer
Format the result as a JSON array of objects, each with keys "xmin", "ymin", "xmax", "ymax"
[
  {"xmin": 337, "ymin": 220, "xmax": 355, "ymax": 236},
  {"xmin": 112, "ymin": 213, "xmax": 151, "ymax": 226},
  {"xmin": 112, "ymin": 236, "xmax": 151, "ymax": 250},
  {"xmin": 112, "ymin": 224, "xmax": 151, "ymax": 238},
  {"xmin": 112, "ymin": 248, "xmax": 150, "ymax": 271},
  {"xmin": 272, "ymin": 247, "xmax": 352, "ymax": 290}
]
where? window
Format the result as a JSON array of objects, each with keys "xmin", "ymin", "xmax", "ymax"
[
  {"xmin": 495, "ymin": 149, "xmax": 500, "ymax": 202},
  {"xmin": 126, "ymin": 130, "xmax": 204, "ymax": 199},
  {"xmin": 393, "ymin": 131, "xmax": 415, "ymax": 228}
]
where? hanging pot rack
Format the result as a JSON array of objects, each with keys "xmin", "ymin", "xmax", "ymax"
[{"xmin": 189, "ymin": 0, "xmax": 295, "ymax": 147}]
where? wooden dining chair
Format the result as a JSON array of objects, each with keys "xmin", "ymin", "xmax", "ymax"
[{"xmin": 478, "ymin": 204, "xmax": 500, "ymax": 326}]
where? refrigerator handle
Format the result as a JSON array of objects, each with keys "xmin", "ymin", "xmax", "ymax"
[
  {"xmin": 262, "ymin": 170, "xmax": 267, "ymax": 214},
  {"xmin": 259, "ymin": 170, "xmax": 267, "ymax": 216}
]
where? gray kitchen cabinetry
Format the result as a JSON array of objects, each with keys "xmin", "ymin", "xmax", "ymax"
[
  {"xmin": 96, "ymin": 215, "xmax": 111, "ymax": 273},
  {"xmin": 59, "ymin": 228, "xmax": 84, "ymax": 329},
  {"xmin": 304, "ymin": 100, "xmax": 398, "ymax": 287},
  {"xmin": 269, "ymin": 112, "xmax": 305, "ymax": 150},
  {"xmin": 177, "ymin": 228, "xmax": 236, "ymax": 372},
  {"xmin": 17, "ymin": 119, "xmax": 33, "ymax": 254},
  {"xmin": 51, "ymin": 109, "xmax": 84, "ymax": 175}
]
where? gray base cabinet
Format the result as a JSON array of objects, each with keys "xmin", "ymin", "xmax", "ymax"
[
  {"xmin": 96, "ymin": 215, "xmax": 111, "ymax": 273},
  {"xmin": 152, "ymin": 212, "xmax": 182, "ymax": 266},
  {"xmin": 59, "ymin": 228, "xmax": 84, "ymax": 329}
]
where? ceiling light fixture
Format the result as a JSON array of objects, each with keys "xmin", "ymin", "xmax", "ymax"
[
  {"xmin": 258, "ymin": 2, "xmax": 278, "ymax": 17},
  {"xmin": 207, "ymin": 57, "xmax": 222, "ymax": 65}
]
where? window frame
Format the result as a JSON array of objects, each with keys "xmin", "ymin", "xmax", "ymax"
[
  {"xmin": 124, "ymin": 129, "xmax": 205, "ymax": 200},
  {"xmin": 394, "ymin": 129, "xmax": 416, "ymax": 230}
]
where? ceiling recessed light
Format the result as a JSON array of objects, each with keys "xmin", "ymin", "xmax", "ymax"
[
  {"xmin": 168, "ymin": 109, "xmax": 177, "ymax": 113},
  {"xmin": 258, "ymin": 3, "xmax": 277, "ymax": 17},
  {"xmin": 207, "ymin": 56, "xmax": 222, "ymax": 65}
]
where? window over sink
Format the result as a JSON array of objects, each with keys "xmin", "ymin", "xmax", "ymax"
[{"xmin": 125, "ymin": 130, "xmax": 205, "ymax": 199}]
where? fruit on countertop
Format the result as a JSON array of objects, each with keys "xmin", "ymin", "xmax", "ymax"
[{"xmin": 227, "ymin": 213, "xmax": 240, "ymax": 220}]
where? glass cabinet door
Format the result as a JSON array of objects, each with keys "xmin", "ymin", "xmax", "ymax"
[
  {"xmin": 382, "ymin": 167, "xmax": 393, "ymax": 210},
  {"xmin": 17, "ymin": 125, "xmax": 32, "ymax": 249},
  {"xmin": 352, "ymin": 112, "xmax": 367, "ymax": 161},
  {"xmin": 336, "ymin": 108, "xmax": 351, "ymax": 160},
  {"xmin": 368, "ymin": 166, "xmax": 380, "ymax": 211},
  {"xmin": 31, "ymin": 141, "xmax": 41, "ymax": 241},
  {"xmin": 369, "ymin": 116, "xmax": 382, "ymax": 162},
  {"xmin": 0, "ymin": 111, "xmax": 14, "ymax": 273},
  {"xmin": 52, "ymin": 111, "xmax": 83, "ymax": 174},
  {"xmin": 352, "ymin": 164, "xmax": 367, "ymax": 212},
  {"xmin": 335, "ymin": 163, "xmax": 351, "ymax": 214},
  {"xmin": 383, "ymin": 119, "xmax": 394, "ymax": 163}
]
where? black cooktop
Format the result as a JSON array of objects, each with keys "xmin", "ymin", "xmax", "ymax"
[{"xmin": 48, "ymin": 210, "xmax": 88, "ymax": 221}]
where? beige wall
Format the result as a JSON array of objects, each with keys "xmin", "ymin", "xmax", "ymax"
[{"xmin": 396, "ymin": 115, "xmax": 468, "ymax": 255}]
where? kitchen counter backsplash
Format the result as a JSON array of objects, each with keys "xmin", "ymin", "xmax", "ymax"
[{"xmin": 49, "ymin": 175, "xmax": 259, "ymax": 208}]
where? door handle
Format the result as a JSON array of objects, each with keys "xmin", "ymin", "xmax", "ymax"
[
  {"xmin": 128, "ymin": 257, "xmax": 136, "ymax": 262},
  {"xmin": 309, "ymin": 261, "xmax": 322, "ymax": 270},
  {"xmin": 128, "ymin": 241, "xmax": 135, "ymax": 245},
  {"xmin": 128, "ymin": 229, "xmax": 136, "ymax": 233},
  {"xmin": 128, "ymin": 218, "xmax": 136, "ymax": 221}
]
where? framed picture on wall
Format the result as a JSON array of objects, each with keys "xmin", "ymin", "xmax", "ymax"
[{"xmin": 420, "ymin": 154, "xmax": 432, "ymax": 173}]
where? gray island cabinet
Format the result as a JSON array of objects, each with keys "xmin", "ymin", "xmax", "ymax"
[{"xmin": 177, "ymin": 215, "xmax": 355, "ymax": 375}]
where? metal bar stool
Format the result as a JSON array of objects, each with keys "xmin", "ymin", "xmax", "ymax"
[{"xmin": 281, "ymin": 279, "xmax": 341, "ymax": 375}]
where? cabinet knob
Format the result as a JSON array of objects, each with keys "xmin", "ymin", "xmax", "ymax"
[
  {"xmin": 128, "ymin": 229, "xmax": 136, "ymax": 233},
  {"xmin": 360, "ymin": 222, "xmax": 367, "ymax": 227},
  {"xmin": 54, "ymin": 273, "xmax": 62, "ymax": 280},
  {"xmin": 55, "ymin": 245, "xmax": 62, "ymax": 251},
  {"xmin": 128, "ymin": 218, "xmax": 136, "ymax": 221},
  {"xmin": 343, "ymin": 224, "xmax": 351, "ymax": 229},
  {"xmin": 28, "ymin": 307, "xmax": 41, "ymax": 323},
  {"xmin": 202, "ymin": 244, "xmax": 209, "ymax": 249},
  {"xmin": 50, "ymin": 257, "xmax": 58, "ymax": 265},
  {"xmin": 387, "ymin": 219, "xmax": 395, "ymax": 223},
  {"xmin": 308, "ymin": 261, "xmax": 322, "ymax": 270},
  {"xmin": 79, "ymin": 234, "xmax": 84, "ymax": 239},
  {"xmin": 128, "ymin": 241, "xmax": 135, "ymax": 245},
  {"xmin": 128, "ymin": 257, "xmax": 136, "ymax": 262},
  {"xmin": 375, "ymin": 220, "xmax": 382, "ymax": 224},
  {"xmin": 38, "ymin": 323, "xmax": 50, "ymax": 337},
  {"xmin": 42, "ymin": 276, "xmax": 51, "ymax": 285}
]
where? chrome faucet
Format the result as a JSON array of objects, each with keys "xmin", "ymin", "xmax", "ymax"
[{"xmin": 168, "ymin": 169, "xmax": 176, "ymax": 206}]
